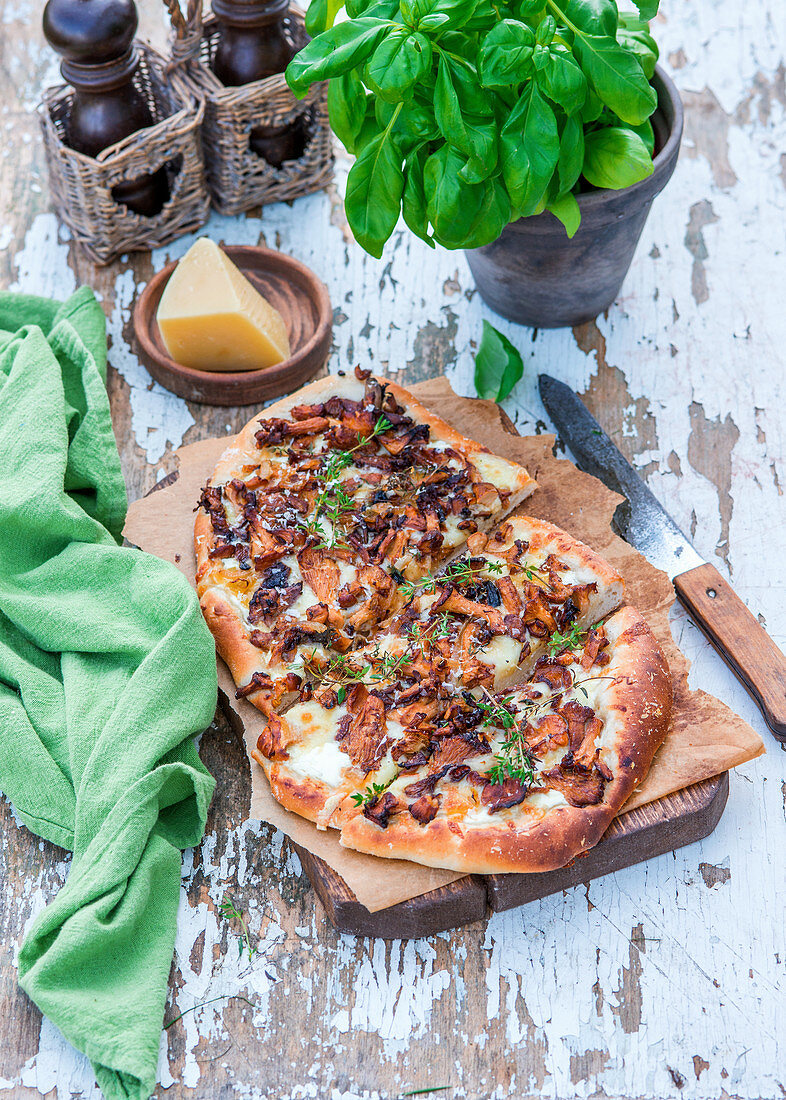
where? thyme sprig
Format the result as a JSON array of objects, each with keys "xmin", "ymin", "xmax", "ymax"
[
  {"xmin": 407, "ymin": 611, "xmax": 452, "ymax": 642},
  {"xmin": 520, "ymin": 563, "xmax": 553, "ymax": 590},
  {"xmin": 546, "ymin": 619, "xmax": 601, "ymax": 656},
  {"xmin": 351, "ymin": 778, "xmax": 393, "ymax": 807},
  {"xmin": 218, "ymin": 894, "xmax": 258, "ymax": 961},
  {"xmin": 302, "ymin": 644, "xmax": 412, "ymax": 701},
  {"xmin": 482, "ymin": 668, "xmax": 614, "ymax": 786},
  {"xmin": 298, "ymin": 415, "xmax": 392, "ymax": 549},
  {"xmin": 479, "ymin": 690, "xmax": 537, "ymax": 788},
  {"xmin": 400, "ymin": 557, "xmax": 503, "ymax": 602}
]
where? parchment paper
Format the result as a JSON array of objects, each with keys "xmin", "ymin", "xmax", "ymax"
[{"xmin": 124, "ymin": 377, "xmax": 765, "ymax": 912}]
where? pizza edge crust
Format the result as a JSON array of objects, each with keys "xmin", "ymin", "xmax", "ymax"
[
  {"xmin": 338, "ymin": 605, "xmax": 673, "ymax": 875},
  {"xmin": 250, "ymin": 750, "xmax": 332, "ymax": 826}
]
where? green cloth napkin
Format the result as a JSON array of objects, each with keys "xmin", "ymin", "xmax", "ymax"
[{"xmin": 0, "ymin": 287, "xmax": 217, "ymax": 1099}]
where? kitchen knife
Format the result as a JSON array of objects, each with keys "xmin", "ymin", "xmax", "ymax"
[{"xmin": 539, "ymin": 373, "xmax": 786, "ymax": 743}]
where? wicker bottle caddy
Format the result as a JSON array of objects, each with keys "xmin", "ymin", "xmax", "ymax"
[
  {"xmin": 39, "ymin": 0, "xmax": 209, "ymax": 265},
  {"xmin": 166, "ymin": 0, "xmax": 334, "ymax": 216}
]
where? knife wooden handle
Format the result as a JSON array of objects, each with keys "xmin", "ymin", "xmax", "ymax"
[{"xmin": 675, "ymin": 562, "xmax": 786, "ymax": 743}]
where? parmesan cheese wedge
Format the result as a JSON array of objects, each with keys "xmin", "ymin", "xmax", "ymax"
[{"xmin": 156, "ymin": 237, "xmax": 291, "ymax": 372}]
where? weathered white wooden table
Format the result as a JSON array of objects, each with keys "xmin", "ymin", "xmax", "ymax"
[{"xmin": 1, "ymin": 1, "xmax": 784, "ymax": 1096}]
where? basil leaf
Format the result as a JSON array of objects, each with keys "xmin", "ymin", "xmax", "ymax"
[
  {"xmin": 286, "ymin": 18, "xmax": 392, "ymax": 97},
  {"xmin": 346, "ymin": 0, "xmax": 399, "ymax": 14},
  {"xmin": 533, "ymin": 43, "xmax": 550, "ymax": 71},
  {"xmin": 354, "ymin": 107, "xmax": 382, "ymax": 154},
  {"xmin": 474, "ymin": 321, "xmax": 523, "ymax": 402},
  {"xmin": 387, "ymin": 98, "xmax": 441, "ymax": 152},
  {"xmin": 500, "ymin": 83, "xmax": 559, "ymax": 215},
  {"xmin": 454, "ymin": 177, "xmax": 511, "ymax": 248},
  {"xmin": 538, "ymin": 48, "xmax": 587, "ymax": 113},
  {"xmin": 345, "ymin": 128, "xmax": 404, "ymax": 257},
  {"xmin": 557, "ymin": 113, "xmax": 584, "ymax": 190},
  {"xmin": 402, "ymin": 0, "xmax": 474, "ymax": 30},
  {"xmin": 547, "ymin": 190, "xmax": 580, "ymax": 237},
  {"xmin": 582, "ymin": 126, "xmax": 653, "ymax": 189},
  {"xmin": 630, "ymin": 0, "xmax": 658, "ymax": 19},
  {"xmin": 445, "ymin": 54, "xmax": 495, "ymax": 116},
  {"xmin": 617, "ymin": 16, "xmax": 659, "ymax": 80},
  {"xmin": 365, "ymin": 30, "xmax": 432, "ymax": 102},
  {"xmin": 580, "ymin": 87, "xmax": 603, "ymax": 122},
  {"xmin": 418, "ymin": 11, "xmax": 451, "ymax": 30},
  {"xmin": 535, "ymin": 14, "xmax": 556, "ymax": 44},
  {"xmin": 424, "ymin": 145, "xmax": 484, "ymax": 242},
  {"xmin": 627, "ymin": 116, "xmax": 655, "ymax": 155},
  {"xmin": 328, "ymin": 71, "xmax": 367, "ymax": 152},
  {"xmin": 435, "ymin": 53, "xmax": 496, "ymax": 175},
  {"xmin": 572, "ymin": 33, "xmax": 657, "ymax": 125},
  {"xmin": 434, "ymin": 55, "xmax": 466, "ymax": 140},
  {"xmin": 458, "ymin": 115, "xmax": 498, "ymax": 182},
  {"xmin": 479, "ymin": 20, "xmax": 535, "ymax": 89},
  {"xmin": 464, "ymin": 0, "xmax": 514, "ymax": 30},
  {"xmin": 559, "ymin": 0, "xmax": 618, "ymax": 36},
  {"xmin": 516, "ymin": 0, "xmax": 546, "ymax": 16},
  {"xmin": 402, "ymin": 148, "xmax": 434, "ymax": 244},
  {"xmin": 305, "ymin": 0, "xmax": 344, "ymax": 35}
]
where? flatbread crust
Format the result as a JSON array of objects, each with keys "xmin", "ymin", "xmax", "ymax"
[
  {"xmin": 195, "ymin": 371, "xmax": 536, "ymax": 708},
  {"xmin": 338, "ymin": 606, "xmax": 672, "ymax": 874}
]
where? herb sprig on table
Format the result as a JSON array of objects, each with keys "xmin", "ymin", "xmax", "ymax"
[
  {"xmin": 218, "ymin": 895, "xmax": 258, "ymax": 961},
  {"xmin": 289, "ymin": 0, "xmax": 660, "ymax": 255}
]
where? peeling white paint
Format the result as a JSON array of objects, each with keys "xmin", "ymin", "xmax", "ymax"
[{"xmin": 2, "ymin": 0, "xmax": 785, "ymax": 1097}]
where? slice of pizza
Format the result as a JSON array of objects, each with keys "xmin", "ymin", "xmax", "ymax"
[
  {"xmin": 195, "ymin": 367, "xmax": 535, "ymax": 707},
  {"xmin": 250, "ymin": 514, "xmax": 625, "ymax": 829},
  {"xmin": 337, "ymin": 605, "xmax": 672, "ymax": 873},
  {"xmin": 371, "ymin": 515, "xmax": 626, "ymax": 694}
]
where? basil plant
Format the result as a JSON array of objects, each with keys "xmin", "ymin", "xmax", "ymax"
[{"xmin": 287, "ymin": 0, "xmax": 661, "ymax": 257}]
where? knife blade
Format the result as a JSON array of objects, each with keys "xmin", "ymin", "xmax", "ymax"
[{"xmin": 539, "ymin": 373, "xmax": 786, "ymax": 743}]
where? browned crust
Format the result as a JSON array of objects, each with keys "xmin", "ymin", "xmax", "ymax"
[
  {"xmin": 250, "ymin": 750, "xmax": 332, "ymax": 825},
  {"xmin": 338, "ymin": 605, "xmax": 672, "ymax": 874},
  {"xmin": 198, "ymin": 587, "xmax": 288, "ymax": 710}
]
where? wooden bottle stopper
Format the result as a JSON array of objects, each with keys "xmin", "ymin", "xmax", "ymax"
[
  {"xmin": 43, "ymin": 0, "xmax": 170, "ymax": 217},
  {"xmin": 210, "ymin": 0, "xmax": 307, "ymax": 168}
]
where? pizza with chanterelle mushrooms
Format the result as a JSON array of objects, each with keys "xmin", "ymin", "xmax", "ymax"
[
  {"xmin": 196, "ymin": 371, "xmax": 672, "ymax": 874},
  {"xmin": 195, "ymin": 367, "xmax": 535, "ymax": 708}
]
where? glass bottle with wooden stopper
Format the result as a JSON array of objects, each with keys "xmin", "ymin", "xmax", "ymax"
[
  {"xmin": 42, "ymin": 0, "xmax": 170, "ymax": 216},
  {"xmin": 210, "ymin": 0, "xmax": 307, "ymax": 168}
]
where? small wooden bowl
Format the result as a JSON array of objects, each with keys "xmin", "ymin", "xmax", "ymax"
[{"xmin": 133, "ymin": 245, "xmax": 332, "ymax": 406}]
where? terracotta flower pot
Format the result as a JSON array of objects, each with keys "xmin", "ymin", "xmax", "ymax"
[{"xmin": 464, "ymin": 65, "xmax": 684, "ymax": 328}]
